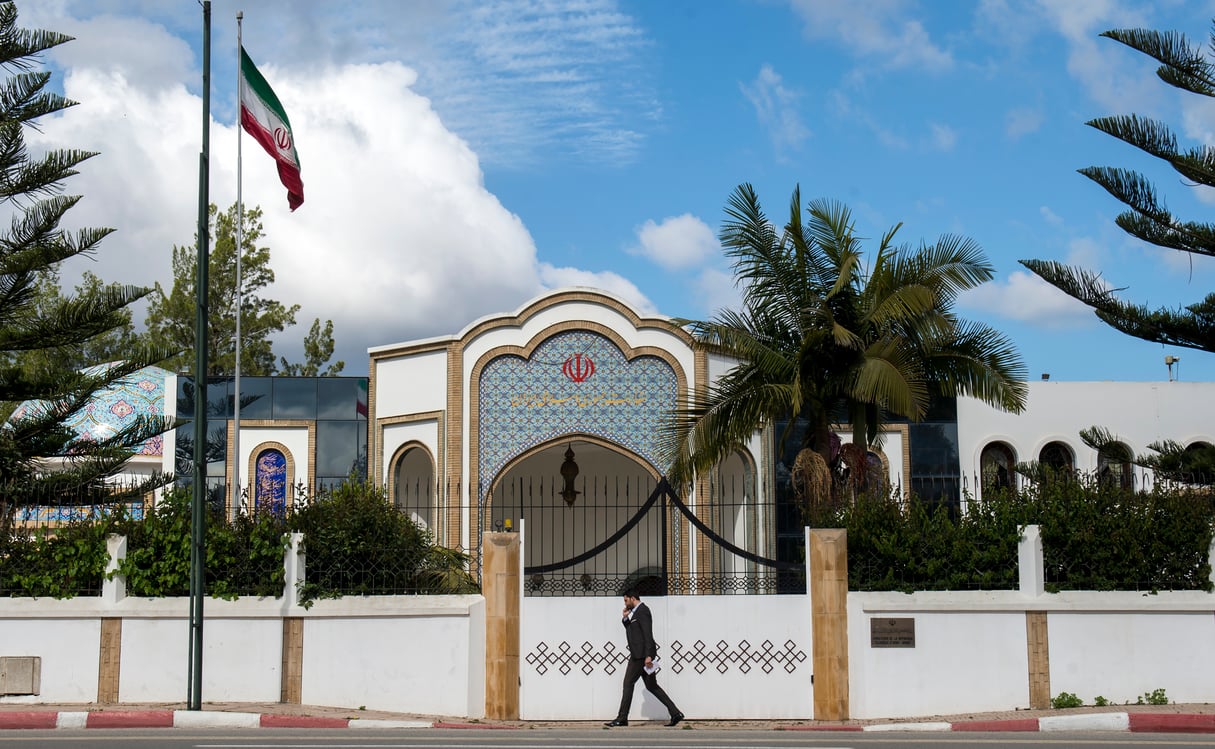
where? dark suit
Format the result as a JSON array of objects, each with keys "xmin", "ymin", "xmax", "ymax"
[{"xmin": 615, "ymin": 601, "xmax": 680, "ymax": 721}]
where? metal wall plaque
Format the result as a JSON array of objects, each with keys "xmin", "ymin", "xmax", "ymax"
[{"xmin": 870, "ymin": 617, "xmax": 915, "ymax": 648}]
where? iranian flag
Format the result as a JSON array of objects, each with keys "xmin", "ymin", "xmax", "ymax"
[{"xmin": 239, "ymin": 46, "xmax": 304, "ymax": 210}]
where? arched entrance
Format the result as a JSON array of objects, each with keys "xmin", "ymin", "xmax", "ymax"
[{"xmin": 486, "ymin": 437, "xmax": 662, "ymax": 596}]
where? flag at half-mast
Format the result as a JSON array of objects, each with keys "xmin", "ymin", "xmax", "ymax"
[{"xmin": 239, "ymin": 46, "xmax": 304, "ymax": 210}]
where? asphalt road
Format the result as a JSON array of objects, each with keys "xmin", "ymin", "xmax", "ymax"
[{"xmin": 5, "ymin": 729, "xmax": 1215, "ymax": 748}]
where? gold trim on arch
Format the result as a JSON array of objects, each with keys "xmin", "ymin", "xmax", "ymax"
[
  {"xmin": 385, "ymin": 439, "xmax": 439, "ymax": 536},
  {"xmin": 246, "ymin": 441, "xmax": 297, "ymax": 510},
  {"xmin": 467, "ymin": 320, "xmax": 691, "ymax": 559},
  {"xmin": 226, "ymin": 420, "xmax": 316, "ymax": 495},
  {"xmin": 832, "ymin": 423, "xmax": 912, "ymax": 499},
  {"xmin": 486, "ymin": 434, "xmax": 661, "ymax": 500}
]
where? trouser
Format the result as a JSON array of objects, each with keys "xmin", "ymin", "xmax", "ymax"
[{"xmin": 616, "ymin": 657, "xmax": 680, "ymax": 720}]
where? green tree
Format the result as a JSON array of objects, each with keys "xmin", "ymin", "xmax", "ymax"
[
  {"xmin": 660, "ymin": 184, "xmax": 1027, "ymax": 504},
  {"xmin": 1021, "ymin": 22, "xmax": 1215, "ymax": 354},
  {"xmin": 1, "ymin": 269, "xmax": 141, "ymax": 393},
  {"xmin": 145, "ymin": 203, "xmax": 339, "ymax": 376},
  {"xmin": 1021, "ymin": 21, "xmax": 1215, "ymax": 483},
  {"xmin": 278, "ymin": 318, "xmax": 344, "ymax": 376},
  {"xmin": 0, "ymin": 3, "xmax": 174, "ymax": 530}
]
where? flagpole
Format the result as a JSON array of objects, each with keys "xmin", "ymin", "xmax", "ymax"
[
  {"xmin": 233, "ymin": 11, "xmax": 244, "ymax": 517},
  {"xmin": 188, "ymin": 0, "xmax": 212, "ymax": 713}
]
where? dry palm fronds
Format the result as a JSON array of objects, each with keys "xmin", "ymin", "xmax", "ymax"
[{"xmin": 791, "ymin": 448, "xmax": 831, "ymax": 510}]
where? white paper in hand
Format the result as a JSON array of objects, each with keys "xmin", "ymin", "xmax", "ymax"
[{"xmin": 644, "ymin": 657, "xmax": 660, "ymax": 675}]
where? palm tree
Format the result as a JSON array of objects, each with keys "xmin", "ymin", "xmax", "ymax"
[{"xmin": 660, "ymin": 184, "xmax": 1027, "ymax": 505}]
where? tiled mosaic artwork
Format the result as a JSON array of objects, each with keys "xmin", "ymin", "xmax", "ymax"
[
  {"xmin": 9, "ymin": 364, "xmax": 168, "ymax": 456},
  {"xmin": 477, "ymin": 330, "xmax": 677, "ymax": 497}
]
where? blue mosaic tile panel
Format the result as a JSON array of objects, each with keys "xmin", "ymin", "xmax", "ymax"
[
  {"xmin": 477, "ymin": 330, "xmax": 676, "ymax": 498},
  {"xmin": 9, "ymin": 364, "xmax": 169, "ymax": 456},
  {"xmin": 16, "ymin": 502, "xmax": 145, "ymax": 522}
]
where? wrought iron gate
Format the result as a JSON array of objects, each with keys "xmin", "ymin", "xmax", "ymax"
[{"xmin": 484, "ymin": 475, "xmax": 805, "ymax": 596}]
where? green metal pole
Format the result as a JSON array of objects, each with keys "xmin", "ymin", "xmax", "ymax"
[{"xmin": 188, "ymin": 0, "xmax": 211, "ymax": 712}]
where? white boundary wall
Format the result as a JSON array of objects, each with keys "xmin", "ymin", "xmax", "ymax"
[
  {"xmin": 847, "ymin": 528, "xmax": 1215, "ymax": 719},
  {"xmin": 0, "ymin": 595, "xmax": 485, "ymax": 716},
  {"xmin": 6, "ymin": 525, "xmax": 1215, "ymax": 720},
  {"xmin": 519, "ymin": 594, "xmax": 814, "ymax": 720},
  {"xmin": 848, "ymin": 590, "xmax": 1215, "ymax": 719}
]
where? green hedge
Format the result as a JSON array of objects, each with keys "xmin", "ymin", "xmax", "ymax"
[
  {"xmin": 1, "ymin": 481, "xmax": 478, "ymax": 601},
  {"xmin": 809, "ymin": 474, "xmax": 1215, "ymax": 592}
]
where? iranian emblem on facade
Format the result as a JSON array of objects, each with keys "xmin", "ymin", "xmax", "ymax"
[{"xmin": 562, "ymin": 354, "xmax": 595, "ymax": 382}]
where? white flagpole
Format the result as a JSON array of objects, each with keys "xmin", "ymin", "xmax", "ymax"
[{"xmin": 232, "ymin": 11, "xmax": 244, "ymax": 516}]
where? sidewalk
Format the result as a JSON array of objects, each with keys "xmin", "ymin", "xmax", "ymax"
[{"xmin": 1, "ymin": 701, "xmax": 1214, "ymax": 732}]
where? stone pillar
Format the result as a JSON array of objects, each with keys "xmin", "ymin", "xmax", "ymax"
[
  {"xmin": 1026, "ymin": 611, "xmax": 1050, "ymax": 709},
  {"xmin": 101, "ymin": 534, "xmax": 126, "ymax": 604},
  {"xmin": 1018, "ymin": 524, "xmax": 1044, "ymax": 597},
  {"xmin": 810, "ymin": 528, "xmax": 849, "ymax": 721},
  {"xmin": 483, "ymin": 531, "xmax": 520, "ymax": 720}
]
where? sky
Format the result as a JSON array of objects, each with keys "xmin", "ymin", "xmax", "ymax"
[{"xmin": 19, "ymin": 0, "xmax": 1215, "ymax": 382}]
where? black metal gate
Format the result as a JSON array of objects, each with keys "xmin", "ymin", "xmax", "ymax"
[{"xmin": 484, "ymin": 475, "xmax": 804, "ymax": 596}]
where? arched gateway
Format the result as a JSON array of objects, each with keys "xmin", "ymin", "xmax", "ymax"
[
  {"xmin": 369, "ymin": 289, "xmax": 815, "ymax": 721},
  {"xmin": 368, "ymin": 288, "xmax": 795, "ymax": 591}
]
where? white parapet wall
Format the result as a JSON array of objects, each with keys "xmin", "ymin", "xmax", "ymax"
[
  {"xmin": 0, "ymin": 594, "xmax": 486, "ymax": 717},
  {"xmin": 847, "ymin": 589, "xmax": 1215, "ymax": 719},
  {"xmin": 519, "ymin": 594, "xmax": 814, "ymax": 721}
]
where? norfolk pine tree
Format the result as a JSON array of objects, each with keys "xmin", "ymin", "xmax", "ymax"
[
  {"xmin": 1021, "ymin": 21, "xmax": 1215, "ymax": 484},
  {"xmin": 1022, "ymin": 22, "xmax": 1215, "ymax": 353},
  {"xmin": 0, "ymin": 3, "xmax": 175, "ymax": 529}
]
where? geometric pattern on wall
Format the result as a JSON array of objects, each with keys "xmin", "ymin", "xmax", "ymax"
[
  {"xmin": 477, "ymin": 330, "xmax": 676, "ymax": 498},
  {"xmin": 524, "ymin": 638, "xmax": 807, "ymax": 676},
  {"xmin": 8, "ymin": 364, "xmax": 169, "ymax": 457}
]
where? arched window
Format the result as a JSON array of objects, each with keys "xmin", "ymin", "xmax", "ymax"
[
  {"xmin": 254, "ymin": 448, "xmax": 288, "ymax": 515},
  {"xmin": 980, "ymin": 442, "xmax": 1016, "ymax": 494},
  {"xmin": 392, "ymin": 446, "xmax": 435, "ymax": 531},
  {"xmin": 1039, "ymin": 441, "xmax": 1073, "ymax": 474},
  {"xmin": 1097, "ymin": 442, "xmax": 1134, "ymax": 490}
]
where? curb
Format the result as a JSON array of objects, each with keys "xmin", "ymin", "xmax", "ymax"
[
  {"xmin": 2, "ymin": 709, "xmax": 1215, "ymax": 732},
  {"xmin": 0, "ymin": 710, "xmax": 434, "ymax": 730},
  {"xmin": 780, "ymin": 712, "xmax": 1215, "ymax": 733}
]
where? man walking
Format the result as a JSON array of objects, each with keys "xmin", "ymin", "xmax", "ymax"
[{"xmin": 604, "ymin": 589, "xmax": 684, "ymax": 727}]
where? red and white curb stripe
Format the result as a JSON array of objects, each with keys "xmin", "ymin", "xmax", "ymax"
[
  {"xmin": 3, "ymin": 710, "xmax": 1215, "ymax": 732},
  {"xmin": 781, "ymin": 713, "xmax": 1215, "ymax": 733},
  {"xmin": 0, "ymin": 710, "xmax": 435, "ymax": 730}
]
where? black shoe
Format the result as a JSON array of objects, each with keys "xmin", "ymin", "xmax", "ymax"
[
  {"xmin": 604, "ymin": 719, "xmax": 628, "ymax": 727},
  {"xmin": 666, "ymin": 713, "xmax": 684, "ymax": 727}
]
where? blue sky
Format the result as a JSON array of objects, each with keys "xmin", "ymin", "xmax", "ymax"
[{"xmin": 23, "ymin": 0, "xmax": 1215, "ymax": 382}]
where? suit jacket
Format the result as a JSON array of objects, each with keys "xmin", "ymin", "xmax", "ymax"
[{"xmin": 622, "ymin": 602, "xmax": 658, "ymax": 660}]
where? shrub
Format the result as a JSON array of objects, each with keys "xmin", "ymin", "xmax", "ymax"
[
  {"xmin": 807, "ymin": 473, "xmax": 1215, "ymax": 592},
  {"xmin": 1051, "ymin": 692, "xmax": 1083, "ymax": 709},
  {"xmin": 117, "ymin": 488, "xmax": 288, "ymax": 599},
  {"xmin": 289, "ymin": 481, "xmax": 477, "ymax": 606},
  {"xmin": 0, "ymin": 518, "xmax": 116, "ymax": 597}
]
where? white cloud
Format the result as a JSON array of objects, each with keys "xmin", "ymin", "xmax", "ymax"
[
  {"xmin": 741, "ymin": 64, "xmax": 810, "ymax": 157},
  {"xmin": 1034, "ymin": 0, "xmax": 1159, "ymax": 113},
  {"xmin": 29, "ymin": 50, "xmax": 586, "ymax": 371},
  {"xmin": 830, "ymin": 90, "xmax": 908, "ymax": 149},
  {"xmin": 629, "ymin": 214, "xmax": 718, "ymax": 271},
  {"xmin": 1006, "ymin": 107, "xmax": 1044, "ymax": 140},
  {"xmin": 1040, "ymin": 206, "xmax": 1063, "ymax": 226},
  {"xmin": 787, "ymin": 0, "xmax": 952, "ymax": 71},
  {"xmin": 1064, "ymin": 236, "xmax": 1104, "ymax": 269},
  {"xmin": 691, "ymin": 267, "xmax": 742, "ymax": 319},
  {"xmin": 929, "ymin": 122, "xmax": 956, "ymax": 151},
  {"xmin": 537, "ymin": 264, "xmax": 656, "ymax": 316},
  {"xmin": 961, "ymin": 269, "xmax": 1095, "ymax": 327}
]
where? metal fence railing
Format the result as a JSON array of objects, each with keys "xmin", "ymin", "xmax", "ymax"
[{"xmin": 487, "ymin": 474, "xmax": 804, "ymax": 597}]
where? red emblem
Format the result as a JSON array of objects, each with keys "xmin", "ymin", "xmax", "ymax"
[
  {"xmin": 562, "ymin": 354, "xmax": 595, "ymax": 382},
  {"xmin": 274, "ymin": 126, "xmax": 292, "ymax": 150}
]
